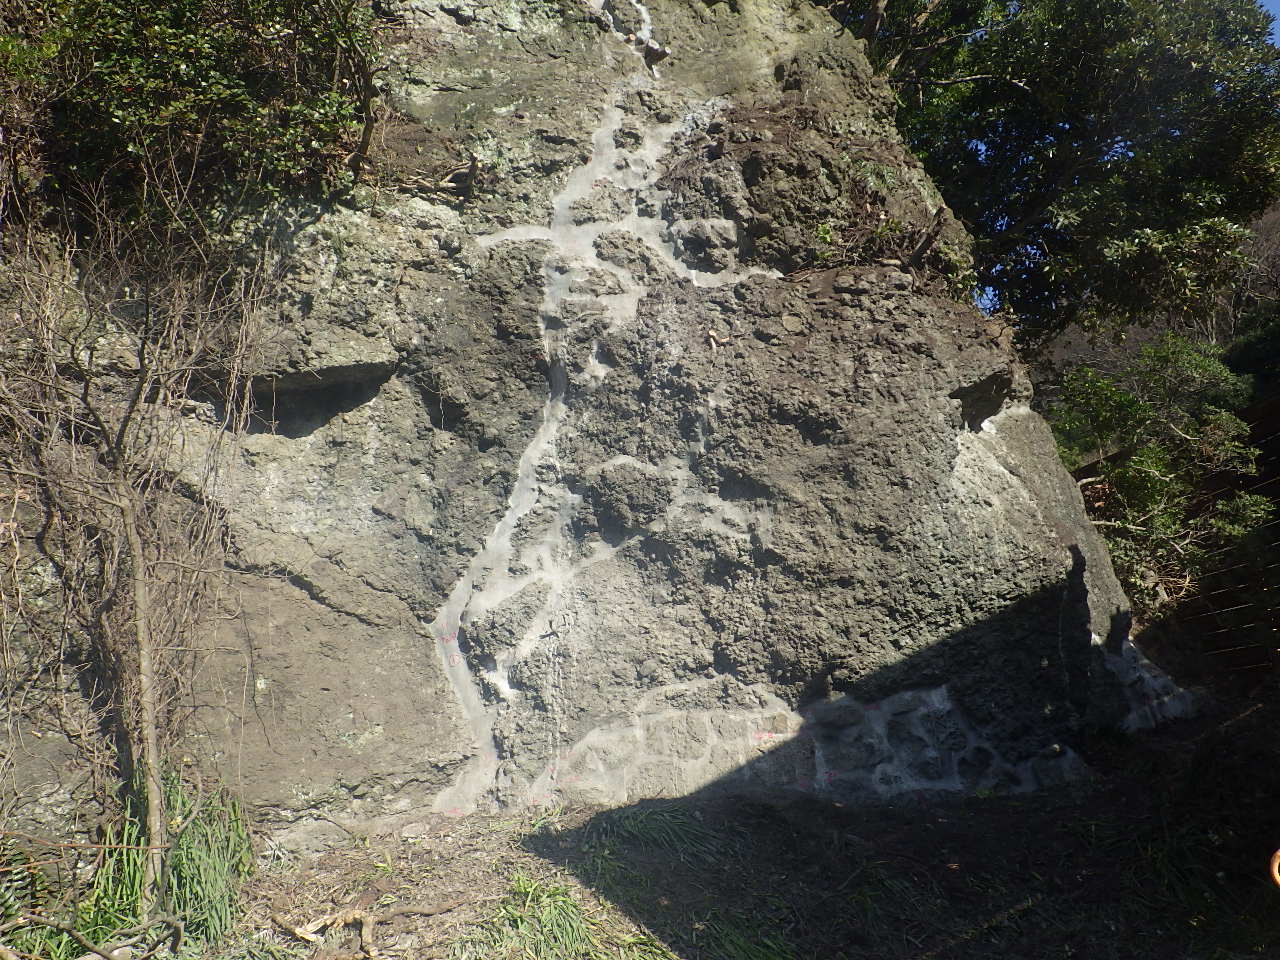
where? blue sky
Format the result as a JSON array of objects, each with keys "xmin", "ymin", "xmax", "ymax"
[{"xmin": 1266, "ymin": 0, "xmax": 1280, "ymax": 40}]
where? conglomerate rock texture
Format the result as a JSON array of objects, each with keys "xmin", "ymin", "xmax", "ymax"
[{"xmin": 166, "ymin": 0, "xmax": 1189, "ymax": 849}]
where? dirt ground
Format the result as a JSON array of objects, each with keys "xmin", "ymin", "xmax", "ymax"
[{"xmin": 228, "ymin": 680, "xmax": 1280, "ymax": 960}]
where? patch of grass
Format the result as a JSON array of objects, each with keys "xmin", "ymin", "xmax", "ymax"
[
  {"xmin": 1125, "ymin": 829, "xmax": 1220, "ymax": 915},
  {"xmin": 617, "ymin": 932, "xmax": 681, "ymax": 959},
  {"xmin": 528, "ymin": 803, "xmax": 567, "ymax": 834},
  {"xmin": 3, "ymin": 773, "xmax": 251, "ymax": 960},
  {"xmin": 216, "ymin": 938, "xmax": 310, "ymax": 960},
  {"xmin": 164, "ymin": 772, "xmax": 255, "ymax": 943},
  {"xmin": 4, "ymin": 815, "xmax": 146, "ymax": 960},
  {"xmin": 450, "ymin": 874, "xmax": 605, "ymax": 960},
  {"xmin": 843, "ymin": 862, "xmax": 949, "ymax": 953},
  {"xmin": 449, "ymin": 874, "xmax": 680, "ymax": 960},
  {"xmin": 698, "ymin": 917, "xmax": 797, "ymax": 960},
  {"xmin": 583, "ymin": 801, "xmax": 723, "ymax": 864},
  {"xmin": 1114, "ymin": 818, "xmax": 1280, "ymax": 954},
  {"xmin": 580, "ymin": 840, "xmax": 630, "ymax": 889}
]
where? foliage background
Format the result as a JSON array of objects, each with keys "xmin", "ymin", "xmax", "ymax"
[
  {"xmin": 868, "ymin": 0, "xmax": 1280, "ymax": 347},
  {"xmin": 1, "ymin": 0, "xmax": 379, "ymax": 239}
]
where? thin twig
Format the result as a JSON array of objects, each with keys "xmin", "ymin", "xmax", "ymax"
[{"xmin": 900, "ymin": 73, "xmax": 1032, "ymax": 93}]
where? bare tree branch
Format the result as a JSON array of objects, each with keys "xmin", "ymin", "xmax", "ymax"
[
  {"xmin": 900, "ymin": 73, "xmax": 1032, "ymax": 93},
  {"xmin": 859, "ymin": 0, "xmax": 889, "ymax": 54}
]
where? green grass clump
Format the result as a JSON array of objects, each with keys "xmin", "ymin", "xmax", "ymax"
[
  {"xmin": 4, "ymin": 815, "xmax": 147, "ymax": 960},
  {"xmin": 699, "ymin": 919, "xmax": 796, "ymax": 960},
  {"xmin": 2, "ymin": 772, "xmax": 252, "ymax": 960},
  {"xmin": 449, "ymin": 875, "xmax": 681, "ymax": 960},
  {"xmin": 163, "ymin": 772, "xmax": 255, "ymax": 943},
  {"xmin": 450, "ymin": 872, "xmax": 796, "ymax": 960},
  {"xmin": 584, "ymin": 802, "xmax": 723, "ymax": 863},
  {"xmin": 451, "ymin": 875, "xmax": 603, "ymax": 960}
]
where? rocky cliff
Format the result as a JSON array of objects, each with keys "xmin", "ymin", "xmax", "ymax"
[{"xmin": 169, "ymin": 0, "xmax": 1190, "ymax": 849}]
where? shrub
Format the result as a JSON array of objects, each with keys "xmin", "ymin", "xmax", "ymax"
[
  {"xmin": 1049, "ymin": 334, "xmax": 1274, "ymax": 612},
  {"xmin": 0, "ymin": 0, "xmax": 380, "ymax": 235}
]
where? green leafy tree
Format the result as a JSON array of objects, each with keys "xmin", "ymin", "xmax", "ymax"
[
  {"xmin": 858, "ymin": 0, "xmax": 1280, "ymax": 346},
  {"xmin": 1223, "ymin": 203, "xmax": 1280, "ymax": 390},
  {"xmin": 1, "ymin": 0, "xmax": 381, "ymax": 240},
  {"xmin": 1049, "ymin": 335, "xmax": 1273, "ymax": 612}
]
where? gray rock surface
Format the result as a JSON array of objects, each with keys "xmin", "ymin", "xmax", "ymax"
[{"xmin": 176, "ymin": 0, "xmax": 1189, "ymax": 848}]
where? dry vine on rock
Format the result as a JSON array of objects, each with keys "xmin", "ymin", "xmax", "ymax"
[{"xmin": 0, "ymin": 214, "xmax": 271, "ymax": 934}]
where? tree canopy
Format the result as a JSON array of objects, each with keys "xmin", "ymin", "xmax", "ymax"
[
  {"xmin": 862, "ymin": 0, "xmax": 1280, "ymax": 346},
  {"xmin": 0, "ymin": 0, "xmax": 380, "ymax": 240}
]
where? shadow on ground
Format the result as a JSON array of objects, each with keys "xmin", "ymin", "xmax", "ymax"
[{"xmin": 519, "ymin": 564, "xmax": 1280, "ymax": 960}]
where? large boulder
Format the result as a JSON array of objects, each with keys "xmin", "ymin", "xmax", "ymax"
[{"xmin": 183, "ymin": 0, "xmax": 1188, "ymax": 849}]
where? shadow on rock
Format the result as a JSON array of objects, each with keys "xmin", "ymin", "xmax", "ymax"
[{"xmin": 518, "ymin": 564, "xmax": 1280, "ymax": 960}]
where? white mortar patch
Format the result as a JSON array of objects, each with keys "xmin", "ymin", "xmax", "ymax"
[{"xmin": 429, "ymin": 18, "xmax": 776, "ymax": 811}]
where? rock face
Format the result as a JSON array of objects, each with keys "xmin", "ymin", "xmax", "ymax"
[{"xmin": 186, "ymin": 0, "xmax": 1189, "ymax": 848}]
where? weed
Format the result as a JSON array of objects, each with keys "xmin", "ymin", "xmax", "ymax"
[
  {"xmin": 449, "ymin": 874, "xmax": 679, "ymax": 960},
  {"xmin": 844, "ymin": 863, "xmax": 947, "ymax": 950},
  {"xmin": 0, "ymin": 839, "xmax": 49, "ymax": 927},
  {"xmin": 581, "ymin": 842, "xmax": 626, "ymax": 886},
  {"xmin": 618, "ymin": 932, "xmax": 681, "ymax": 959},
  {"xmin": 852, "ymin": 159, "xmax": 900, "ymax": 195},
  {"xmin": 3, "ymin": 816, "xmax": 145, "ymax": 960},
  {"xmin": 584, "ymin": 801, "xmax": 723, "ymax": 864},
  {"xmin": 814, "ymin": 221, "xmax": 842, "ymax": 263},
  {"xmin": 937, "ymin": 239, "xmax": 979, "ymax": 302},
  {"xmin": 217, "ymin": 937, "xmax": 310, "ymax": 960},
  {"xmin": 163, "ymin": 773, "xmax": 254, "ymax": 943},
  {"xmin": 450, "ymin": 874, "xmax": 604, "ymax": 960},
  {"xmin": 529, "ymin": 803, "xmax": 567, "ymax": 833},
  {"xmin": 3, "ymin": 773, "xmax": 251, "ymax": 960},
  {"xmin": 697, "ymin": 915, "xmax": 797, "ymax": 960}
]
